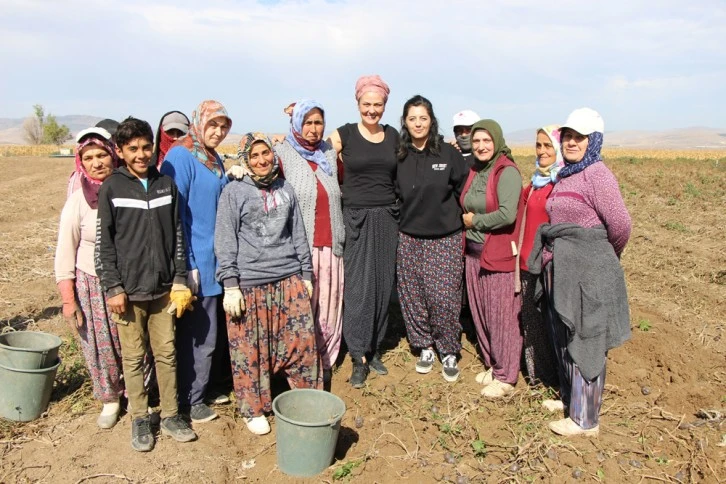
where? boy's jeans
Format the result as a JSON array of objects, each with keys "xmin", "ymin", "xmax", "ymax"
[{"xmin": 114, "ymin": 294, "xmax": 178, "ymax": 419}]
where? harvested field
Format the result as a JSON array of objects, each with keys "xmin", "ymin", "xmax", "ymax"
[{"xmin": 0, "ymin": 154, "xmax": 725, "ymax": 483}]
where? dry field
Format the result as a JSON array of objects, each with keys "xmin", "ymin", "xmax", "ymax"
[{"xmin": 0, "ymin": 152, "xmax": 724, "ymax": 483}]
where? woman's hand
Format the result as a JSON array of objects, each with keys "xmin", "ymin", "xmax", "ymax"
[
  {"xmin": 462, "ymin": 212, "xmax": 475, "ymax": 229},
  {"xmin": 269, "ymin": 134, "xmax": 286, "ymax": 145},
  {"xmin": 62, "ymin": 302, "xmax": 84, "ymax": 329}
]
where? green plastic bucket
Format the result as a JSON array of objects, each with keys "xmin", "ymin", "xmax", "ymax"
[
  {"xmin": 272, "ymin": 389, "xmax": 346, "ymax": 477},
  {"xmin": 0, "ymin": 358, "xmax": 61, "ymax": 422},
  {"xmin": 0, "ymin": 331, "xmax": 62, "ymax": 369}
]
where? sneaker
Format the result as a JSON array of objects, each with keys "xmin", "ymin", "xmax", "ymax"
[
  {"xmin": 245, "ymin": 416, "xmax": 271, "ymax": 435},
  {"xmin": 160, "ymin": 415, "xmax": 197, "ymax": 442},
  {"xmin": 189, "ymin": 403, "xmax": 218, "ymax": 423},
  {"xmin": 415, "ymin": 348, "xmax": 436, "ymax": 374},
  {"xmin": 204, "ymin": 391, "xmax": 231, "ymax": 405},
  {"xmin": 481, "ymin": 380, "xmax": 515, "ymax": 399},
  {"xmin": 475, "ymin": 368, "xmax": 493, "ymax": 386},
  {"xmin": 441, "ymin": 355, "xmax": 460, "ymax": 382},
  {"xmin": 549, "ymin": 417, "xmax": 599, "ymax": 437},
  {"xmin": 542, "ymin": 399, "xmax": 565, "ymax": 412},
  {"xmin": 97, "ymin": 401, "xmax": 120, "ymax": 429},
  {"xmin": 349, "ymin": 357, "xmax": 369, "ymax": 388},
  {"xmin": 369, "ymin": 353, "xmax": 388, "ymax": 375},
  {"xmin": 131, "ymin": 415, "xmax": 154, "ymax": 452}
]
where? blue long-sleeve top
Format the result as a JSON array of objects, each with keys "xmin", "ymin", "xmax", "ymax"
[{"xmin": 161, "ymin": 146, "xmax": 228, "ymax": 296}]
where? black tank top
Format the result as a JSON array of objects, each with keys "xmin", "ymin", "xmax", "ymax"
[{"xmin": 338, "ymin": 123, "xmax": 398, "ymax": 208}]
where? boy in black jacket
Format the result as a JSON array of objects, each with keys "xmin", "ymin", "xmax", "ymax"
[{"xmin": 95, "ymin": 117, "xmax": 196, "ymax": 452}]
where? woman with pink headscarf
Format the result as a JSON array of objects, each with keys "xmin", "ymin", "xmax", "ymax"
[
  {"xmin": 55, "ymin": 131, "xmax": 124, "ymax": 429},
  {"xmin": 327, "ymin": 75, "xmax": 399, "ymax": 388},
  {"xmin": 514, "ymin": 125, "xmax": 563, "ymax": 389}
]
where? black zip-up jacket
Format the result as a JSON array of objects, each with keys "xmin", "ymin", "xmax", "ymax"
[
  {"xmin": 396, "ymin": 143, "xmax": 468, "ymax": 238},
  {"xmin": 95, "ymin": 166, "xmax": 187, "ymax": 301}
]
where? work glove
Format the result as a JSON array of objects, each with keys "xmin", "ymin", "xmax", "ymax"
[
  {"xmin": 167, "ymin": 284, "xmax": 196, "ymax": 318},
  {"xmin": 57, "ymin": 279, "xmax": 84, "ymax": 329},
  {"xmin": 225, "ymin": 164, "xmax": 251, "ymax": 181},
  {"xmin": 303, "ymin": 280, "xmax": 314, "ymax": 298},
  {"xmin": 223, "ymin": 287, "xmax": 245, "ymax": 319},
  {"xmin": 187, "ymin": 268, "xmax": 200, "ymax": 295}
]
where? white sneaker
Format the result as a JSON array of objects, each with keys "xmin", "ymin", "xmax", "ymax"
[
  {"xmin": 481, "ymin": 380, "xmax": 515, "ymax": 398},
  {"xmin": 475, "ymin": 368, "xmax": 493, "ymax": 386},
  {"xmin": 441, "ymin": 355, "xmax": 460, "ymax": 382},
  {"xmin": 97, "ymin": 401, "xmax": 120, "ymax": 429},
  {"xmin": 549, "ymin": 417, "xmax": 599, "ymax": 437},
  {"xmin": 542, "ymin": 399, "xmax": 565, "ymax": 412},
  {"xmin": 245, "ymin": 416, "xmax": 271, "ymax": 435},
  {"xmin": 415, "ymin": 348, "xmax": 436, "ymax": 374}
]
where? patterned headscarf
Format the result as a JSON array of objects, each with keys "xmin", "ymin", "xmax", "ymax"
[
  {"xmin": 284, "ymin": 99, "xmax": 332, "ymax": 176},
  {"xmin": 355, "ymin": 74, "xmax": 390, "ymax": 103},
  {"xmin": 557, "ymin": 131, "xmax": 604, "ymax": 180},
  {"xmin": 173, "ymin": 100, "xmax": 231, "ymax": 177},
  {"xmin": 531, "ymin": 125, "xmax": 564, "ymax": 189},
  {"xmin": 75, "ymin": 135, "xmax": 120, "ymax": 209},
  {"xmin": 470, "ymin": 119, "xmax": 513, "ymax": 164},
  {"xmin": 238, "ymin": 132, "xmax": 280, "ymax": 188}
]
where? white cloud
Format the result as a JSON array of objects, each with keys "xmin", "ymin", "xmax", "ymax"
[{"xmin": 0, "ymin": 0, "xmax": 725, "ymax": 130}]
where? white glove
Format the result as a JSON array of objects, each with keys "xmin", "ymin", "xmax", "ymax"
[
  {"xmin": 303, "ymin": 280, "xmax": 314, "ymax": 298},
  {"xmin": 187, "ymin": 269, "xmax": 200, "ymax": 295},
  {"xmin": 225, "ymin": 164, "xmax": 251, "ymax": 180},
  {"xmin": 223, "ymin": 287, "xmax": 245, "ymax": 318}
]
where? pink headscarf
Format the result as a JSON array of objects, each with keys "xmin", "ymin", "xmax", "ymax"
[{"xmin": 355, "ymin": 75, "xmax": 390, "ymax": 103}]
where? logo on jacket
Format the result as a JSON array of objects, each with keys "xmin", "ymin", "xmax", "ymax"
[{"xmin": 431, "ymin": 163, "xmax": 447, "ymax": 171}]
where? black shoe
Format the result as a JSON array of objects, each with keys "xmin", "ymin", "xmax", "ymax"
[
  {"xmin": 323, "ymin": 368, "xmax": 333, "ymax": 392},
  {"xmin": 369, "ymin": 353, "xmax": 388, "ymax": 375},
  {"xmin": 189, "ymin": 403, "xmax": 218, "ymax": 423},
  {"xmin": 161, "ymin": 414, "xmax": 197, "ymax": 442},
  {"xmin": 349, "ymin": 358, "xmax": 369, "ymax": 389},
  {"xmin": 131, "ymin": 415, "xmax": 154, "ymax": 452}
]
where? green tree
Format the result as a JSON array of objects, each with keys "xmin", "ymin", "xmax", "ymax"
[
  {"xmin": 23, "ymin": 104, "xmax": 72, "ymax": 145},
  {"xmin": 22, "ymin": 104, "xmax": 45, "ymax": 145},
  {"xmin": 42, "ymin": 114, "xmax": 72, "ymax": 145}
]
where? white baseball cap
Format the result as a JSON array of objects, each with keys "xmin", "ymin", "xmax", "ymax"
[
  {"xmin": 560, "ymin": 108, "xmax": 604, "ymax": 135},
  {"xmin": 75, "ymin": 127, "xmax": 113, "ymax": 143},
  {"xmin": 452, "ymin": 110, "xmax": 481, "ymax": 128}
]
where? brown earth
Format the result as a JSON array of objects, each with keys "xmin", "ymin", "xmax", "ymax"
[{"xmin": 0, "ymin": 155, "xmax": 725, "ymax": 483}]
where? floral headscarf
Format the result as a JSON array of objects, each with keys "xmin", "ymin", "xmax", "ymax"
[
  {"xmin": 75, "ymin": 135, "xmax": 119, "ymax": 209},
  {"xmin": 238, "ymin": 132, "xmax": 280, "ymax": 188},
  {"xmin": 557, "ymin": 131, "xmax": 604, "ymax": 180},
  {"xmin": 173, "ymin": 100, "xmax": 231, "ymax": 177},
  {"xmin": 284, "ymin": 99, "xmax": 331, "ymax": 176},
  {"xmin": 531, "ymin": 124, "xmax": 564, "ymax": 189}
]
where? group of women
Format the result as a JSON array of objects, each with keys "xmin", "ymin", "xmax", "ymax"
[{"xmin": 54, "ymin": 74, "xmax": 631, "ymax": 439}]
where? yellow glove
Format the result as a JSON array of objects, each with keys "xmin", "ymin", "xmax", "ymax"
[
  {"xmin": 303, "ymin": 280, "xmax": 314, "ymax": 298},
  {"xmin": 167, "ymin": 284, "xmax": 196, "ymax": 318}
]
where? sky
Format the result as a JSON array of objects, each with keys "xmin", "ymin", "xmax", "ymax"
[{"xmin": 1, "ymin": 0, "xmax": 725, "ymax": 135}]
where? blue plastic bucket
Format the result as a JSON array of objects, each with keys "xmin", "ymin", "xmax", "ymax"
[
  {"xmin": 0, "ymin": 358, "xmax": 61, "ymax": 421},
  {"xmin": 0, "ymin": 331, "xmax": 62, "ymax": 369}
]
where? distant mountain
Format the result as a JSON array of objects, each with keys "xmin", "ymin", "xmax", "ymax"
[
  {"xmin": 0, "ymin": 115, "xmax": 103, "ymax": 144},
  {"xmin": 507, "ymin": 127, "xmax": 726, "ymax": 149}
]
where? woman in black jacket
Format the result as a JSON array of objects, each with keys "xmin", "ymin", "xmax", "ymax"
[{"xmin": 395, "ymin": 95, "xmax": 468, "ymax": 382}]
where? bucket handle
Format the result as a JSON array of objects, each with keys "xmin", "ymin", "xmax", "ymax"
[{"xmin": 328, "ymin": 413, "xmax": 344, "ymax": 427}]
